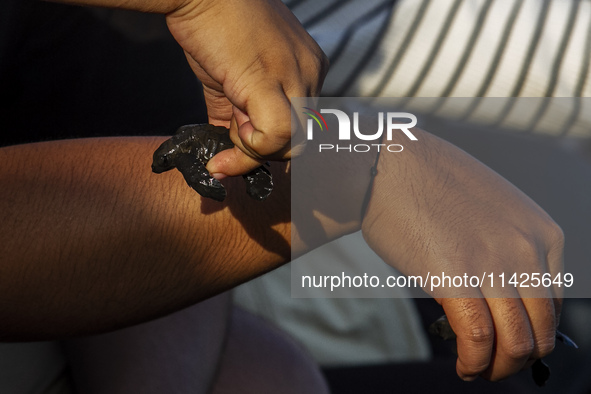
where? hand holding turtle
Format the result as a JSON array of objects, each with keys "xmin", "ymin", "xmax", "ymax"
[
  {"xmin": 152, "ymin": 124, "xmax": 273, "ymax": 201},
  {"xmin": 165, "ymin": 0, "xmax": 328, "ymax": 177},
  {"xmin": 52, "ymin": 0, "xmax": 328, "ymax": 177}
]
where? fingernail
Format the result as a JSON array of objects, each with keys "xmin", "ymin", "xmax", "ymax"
[
  {"xmin": 211, "ymin": 173, "xmax": 227, "ymax": 180},
  {"xmin": 461, "ymin": 375, "xmax": 477, "ymax": 382}
]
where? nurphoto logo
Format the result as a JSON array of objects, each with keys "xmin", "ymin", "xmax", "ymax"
[{"xmin": 303, "ymin": 108, "xmax": 418, "ymax": 153}]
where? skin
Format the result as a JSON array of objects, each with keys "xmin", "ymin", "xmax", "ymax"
[
  {"xmin": 14, "ymin": 0, "xmax": 562, "ymax": 384},
  {"xmin": 0, "ymin": 135, "xmax": 371, "ymax": 340},
  {"xmin": 0, "ymin": 137, "xmax": 291, "ymax": 340},
  {"xmin": 362, "ymin": 129, "xmax": 564, "ymax": 382}
]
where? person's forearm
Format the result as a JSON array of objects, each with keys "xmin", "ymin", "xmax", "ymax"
[
  {"xmin": 0, "ymin": 137, "xmax": 296, "ymax": 340},
  {"xmin": 0, "ymin": 136, "xmax": 371, "ymax": 341}
]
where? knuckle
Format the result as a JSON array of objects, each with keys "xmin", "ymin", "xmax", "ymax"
[
  {"xmin": 505, "ymin": 339, "xmax": 535, "ymax": 360},
  {"xmin": 316, "ymin": 49, "xmax": 330, "ymax": 76},
  {"xmin": 547, "ymin": 222, "xmax": 565, "ymax": 249},
  {"xmin": 465, "ymin": 324, "xmax": 494, "ymax": 345},
  {"xmin": 297, "ymin": 37, "xmax": 328, "ymax": 73},
  {"xmin": 293, "ymin": 47, "xmax": 329, "ymax": 95},
  {"xmin": 251, "ymin": 129, "xmax": 290, "ymax": 158},
  {"xmin": 458, "ymin": 326, "xmax": 495, "ymax": 367},
  {"xmin": 459, "ymin": 360, "xmax": 490, "ymax": 376},
  {"xmin": 258, "ymin": 126, "xmax": 290, "ymax": 145},
  {"xmin": 511, "ymin": 232, "xmax": 539, "ymax": 257},
  {"xmin": 304, "ymin": 49, "xmax": 328, "ymax": 74},
  {"xmin": 535, "ymin": 336, "xmax": 556, "ymax": 358}
]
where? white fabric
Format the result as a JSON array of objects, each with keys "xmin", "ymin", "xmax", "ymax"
[
  {"xmin": 234, "ymin": 233, "xmax": 432, "ymax": 366},
  {"xmin": 292, "ymin": 0, "xmax": 591, "ymax": 137}
]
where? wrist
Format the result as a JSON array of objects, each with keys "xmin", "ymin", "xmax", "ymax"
[
  {"xmin": 360, "ymin": 127, "xmax": 427, "ymax": 272},
  {"xmin": 290, "ymin": 136, "xmax": 377, "ymax": 257}
]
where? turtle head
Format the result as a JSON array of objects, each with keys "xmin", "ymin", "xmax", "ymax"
[{"xmin": 152, "ymin": 141, "xmax": 177, "ymax": 173}]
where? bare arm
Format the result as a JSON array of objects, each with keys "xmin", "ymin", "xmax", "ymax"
[
  {"xmin": 0, "ymin": 136, "xmax": 367, "ymax": 341},
  {"xmin": 0, "ymin": 137, "xmax": 294, "ymax": 340}
]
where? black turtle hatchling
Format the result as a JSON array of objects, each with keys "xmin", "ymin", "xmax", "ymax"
[
  {"xmin": 152, "ymin": 124, "xmax": 273, "ymax": 202},
  {"xmin": 429, "ymin": 314, "xmax": 578, "ymax": 387}
]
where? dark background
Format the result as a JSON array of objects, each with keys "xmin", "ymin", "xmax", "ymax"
[{"xmin": 0, "ymin": 0, "xmax": 207, "ymax": 147}]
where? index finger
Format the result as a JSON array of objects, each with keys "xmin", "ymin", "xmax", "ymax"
[{"xmin": 440, "ymin": 297, "xmax": 494, "ymax": 381}]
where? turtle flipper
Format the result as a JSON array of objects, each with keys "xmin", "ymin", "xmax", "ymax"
[
  {"xmin": 531, "ymin": 359, "xmax": 551, "ymax": 387},
  {"xmin": 242, "ymin": 165, "xmax": 273, "ymax": 201},
  {"xmin": 175, "ymin": 153, "xmax": 226, "ymax": 202},
  {"xmin": 153, "ymin": 124, "xmax": 273, "ymax": 201}
]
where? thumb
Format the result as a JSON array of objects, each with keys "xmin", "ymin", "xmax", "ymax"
[{"xmin": 206, "ymin": 146, "xmax": 264, "ymax": 177}]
